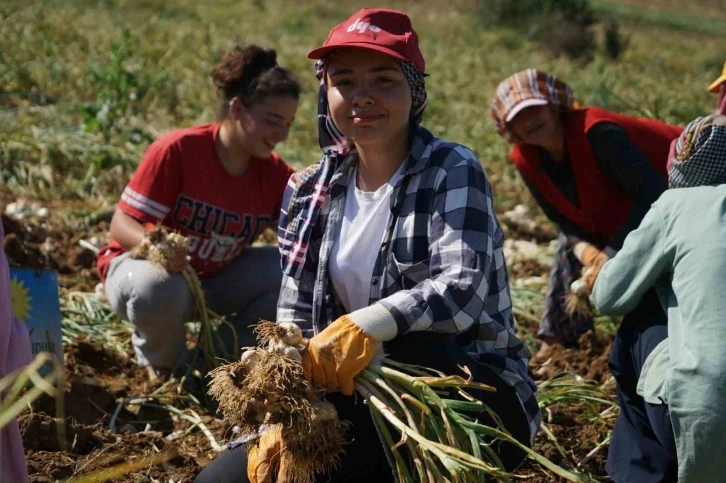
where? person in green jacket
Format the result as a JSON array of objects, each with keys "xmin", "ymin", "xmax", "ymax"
[{"xmin": 592, "ymin": 114, "xmax": 726, "ymax": 483}]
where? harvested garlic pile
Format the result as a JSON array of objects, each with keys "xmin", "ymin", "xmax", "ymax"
[
  {"xmin": 208, "ymin": 320, "xmax": 349, "ymax": 483},
  {"xmin": 208, "ymin": 321, "xmax": 315, "ymax": 434}
]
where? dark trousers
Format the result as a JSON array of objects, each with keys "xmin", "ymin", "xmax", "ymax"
[
  {"xmin": 195, "ymin": 331, "xmax": 531, "ymax": 482},
  {"xmin": 607, "ymin": 290, "xmax": 677, "ymax": 483}
]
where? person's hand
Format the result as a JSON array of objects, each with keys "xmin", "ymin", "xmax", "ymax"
[
  {"xmin": 163, "ymin": 239, "xmax": 189, "ymax": 273},
  {"xmin": 572, "ymin": 242, "xmax": 608, "ymax": 292},
  {"xmin": 137, "ymin": 224, "xmax": 189, "ymax": 272},
  {"xmin": 582, "ymin": 258, "xmax": 607, "ymax": 292},
  {"xmin": 573, "ymin": 242, "xmax": 607, "ymax": 268},
  {"xmin": 301, "ymin": 315, "xmax": 378, "ymax": 395},
  {"xmin": 247, "ymin": 426, "xmax": 291, "ymax": 483}
]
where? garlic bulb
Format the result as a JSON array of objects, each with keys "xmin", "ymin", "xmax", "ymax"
[
  {"xmin": 240, "ymin": 349, "xmax": 262, "ymax": 368},
  {"xmin": 279, "ymin": 322, "xmax": 304, "ymax": 346},
  {"xmin": 268, "ymin": 339, "xmax": 288, "ymax": 354},
  {"xmin": 281, "ymin": 345, "xmax": 302, "ymax": 362},
  {"xmin": 314, "ymin": 401, "xmax": 338, "ymax": 422},
  {"xmin": 570, "ymin": 279, "xmax": 588, "ymax": 295}
]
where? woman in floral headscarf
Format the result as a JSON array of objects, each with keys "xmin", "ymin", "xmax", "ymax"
[
  {"xmin": 490, "ymin": 70, "xmax": 681, "ymax": 363},
  {"xmin": 593, "ymin": 115, "xmax": 726, "ymax": 483},
  {"xmin": 197, "ymin": 8, "xmax": 539, "ymax": 483}
]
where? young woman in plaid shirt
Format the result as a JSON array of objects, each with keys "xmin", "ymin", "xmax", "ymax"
[{"xmin": 196, "ymin": 8, "xmax": 539, "ymax": 483}]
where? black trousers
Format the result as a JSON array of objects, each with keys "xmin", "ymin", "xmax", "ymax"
[
  {"xmin": 195, "ymin": 331, "xmax": 531, "ymax": 482},
  {"xmin": 607, "ymin": 290, "xmax": 677, "ymax": 483}
]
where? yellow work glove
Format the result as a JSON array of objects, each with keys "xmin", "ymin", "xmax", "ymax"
[
  {"xmin": 583, "ymin": 261, "xmax": 607, "ymax": 292},
  {"xmin": 573, "ymin": 242, "xmax": 607, "ymax": 268},
  {"xmin": 301, "ymin": 315, "xmax": 378, "ymax": 396},
  {"xmin": 247, "ymin": 426, "xmax": 290, "ymax": 483},
  {"xmin": 573, "ymin": 242, "xmax": 608, "ymax": 292}
]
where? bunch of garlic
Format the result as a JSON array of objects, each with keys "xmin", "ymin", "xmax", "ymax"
[{"xmin": 240, "ymin": 322, "xmax": 308, "ymax": 366}]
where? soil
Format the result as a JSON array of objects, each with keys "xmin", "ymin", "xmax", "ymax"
[
  {"xmin": 2, "ymin": 213, "xmax": 109, "ymax": 292},
  {"xmin": 533, "ymin": 332, "xmax": 615, "ymax": 386},
  {"xmin": 20, "ymin": 337, "xmax": 615, "ymax": 482},
  {"xmin": 4, "ymin": 209, "xmax": 616, "ymax": 482},
  {"xmin": 21, "ymin": 338, "xmax": 220, "ymax": 482}
]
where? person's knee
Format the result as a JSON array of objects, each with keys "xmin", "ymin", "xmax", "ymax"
[{"xmin": 126, "ymin": 267, "xmax": 192, "ymax": 327}]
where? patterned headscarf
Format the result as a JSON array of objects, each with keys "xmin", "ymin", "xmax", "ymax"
[
  {"xmin": 279, "ymin": 57, "xmax": 427, "ymax": 277},
  {"xmin": 668, "ymin": 115, "xmax": 726, "ymax": 189},
  {"xmin": 491, "ymin": 69, "xmax": 577, "ymax": 142}
]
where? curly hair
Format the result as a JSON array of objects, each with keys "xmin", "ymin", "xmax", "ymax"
[{"xmin": 212, "ymin": 44, "xmax": 300, "ymax": 118}]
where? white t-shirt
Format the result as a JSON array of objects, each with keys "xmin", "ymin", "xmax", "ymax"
[{"xmin": 329, "ymin": 164, "xmax": 404, "ymax": 313}]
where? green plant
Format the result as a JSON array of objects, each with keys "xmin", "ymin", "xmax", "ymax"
[
  {"xmin": 541, "ymin": 19, "xmax": 598, "ymax": 63},
  {"xmin": 602, "ymin": 18, "xmax": 629, "ymax": 60},
  {"xmin": 81, "ymin": 28, "xmax": 144, "ymax": 139},
  {"xmin": 0, "ymin": 353, "xmax": 64, "ymax": 430},
  {"xmin": 478, "ymin": 0, "xmax": 595, "ymax": 28}
]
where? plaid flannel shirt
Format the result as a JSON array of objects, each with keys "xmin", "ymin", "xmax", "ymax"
[{"xmin": 277, "ymin": 126, "xmax": 540, "ymax": 442}]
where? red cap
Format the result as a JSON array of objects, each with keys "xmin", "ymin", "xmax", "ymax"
[{"xmin": 307, "ymin": 8, "xmax": 425, "ymax": 73}]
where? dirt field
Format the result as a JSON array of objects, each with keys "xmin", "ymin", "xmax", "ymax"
[
  {"xmin": 21, "ymin": 326, "xmax": 615, "ymax": 482},
  {"xmin": 4, "ymin": 208, "xmax": 616, "ymax": 482}
]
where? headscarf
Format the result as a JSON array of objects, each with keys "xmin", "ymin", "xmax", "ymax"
[
  {"xmin": 279, "ymin": 57, "xmax": 427, "ymax": 277},
  {"xmin": 668, "ymin": 114, "xmax": 726, "ymax": 189},
  {"xmin": 491, "ymin": 69, "xmax": 577, "ymax": 142}
]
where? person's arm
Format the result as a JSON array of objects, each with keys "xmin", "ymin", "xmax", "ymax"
[
  {"xmin": 110, "ymin": 135, "xmax": 183, "ymax": 249},
  {"xmin": 109, "ymin": 208, "xmax": 147, "ymax": 250},
  {"xmin": 521, "ymin": 176, "xmax": 592, "ymax": 241},
  {"xmin": 588, "ymin": 122, "xmax": 667, "ymax": 254},
  {"xmin": 270, "ymin": 161, "xmax": 296, "ymax": 231},
  {"xmin": 276, "ymin": 168, "xmax": 319, "ymax": 331},
  {"xmin": 592, "ymin": 200, "xmax": 672, "ymax": 315}
]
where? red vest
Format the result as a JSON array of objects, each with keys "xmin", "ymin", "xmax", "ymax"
[{"xmin": 509, "ymin": 107, "xmax": 682, "ymax": 240}]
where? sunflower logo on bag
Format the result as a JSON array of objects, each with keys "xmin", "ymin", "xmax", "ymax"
[{"xmin": 10, "ymin": 275, "xmax": 32, "ymax": 323}]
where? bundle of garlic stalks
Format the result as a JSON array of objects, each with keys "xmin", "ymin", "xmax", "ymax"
[
  {"xmin": 208, "ymin": 321, "xmax": 592, "ymax": 483},
  {"xmin": 565, "ymin": 275, "xmax": 595, "ymax": 319},
  {"xmin": 131, "ymin": 225, "xmax": 229, "ymax": 372}
]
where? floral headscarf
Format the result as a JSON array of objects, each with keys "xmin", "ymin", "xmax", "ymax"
[
  {"xmin": 491, "ymin": 69, "xmax": 577, "ymax": 142},
  {"xmin": 668, "ymin": 115, "xmax": 726, "ymax": 189}
]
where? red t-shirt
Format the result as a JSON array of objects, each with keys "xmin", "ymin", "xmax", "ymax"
[{"xmin": 96, "ymin": 123, "xmax": 294, "ymax": 282}]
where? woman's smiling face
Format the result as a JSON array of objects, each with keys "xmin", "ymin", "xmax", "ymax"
[
  {"xmin": 325, "ymin": 48, "xmax": 412, "ymax": 149},
  {"xmin": 508, "ymin": 104, "xmax": 562, "ymax": 147}
]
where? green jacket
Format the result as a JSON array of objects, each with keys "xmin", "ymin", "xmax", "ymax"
[{"xmin": 593, "ymin": 185, "xmax": 726, "ymax": 483}]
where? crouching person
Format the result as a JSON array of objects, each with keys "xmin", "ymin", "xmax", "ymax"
[
  {"xmin": 196, "ymin": 8, "xmax": 540, "ymax": 482},
  {"xmin": 592, "ymin": 115, "xmax": 726, "ymax": 482},
  {"xmin": 96, "ymin": 45, "xmax": 300, "ymax": 378}
]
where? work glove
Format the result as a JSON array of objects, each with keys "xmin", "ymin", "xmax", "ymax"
[
  {"xmin": 573, "ymin": 242, "xmax": 608, "ymax": 292},
  {"xmin": 247, "ymin": 426, "xmax": 290, "ymax": 483},
  {"xmin": 301, "ymin": 315, "xmax": 378, "ymax": 396}
]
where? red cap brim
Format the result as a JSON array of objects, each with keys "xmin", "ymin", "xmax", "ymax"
[{"xmin": 308, "ymin": 42, "xmax": 410, "ymax": 64}]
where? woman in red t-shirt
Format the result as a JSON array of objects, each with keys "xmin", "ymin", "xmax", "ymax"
[{"xmin": 96, "ymin": 44, "xmax": 300, "ymax": 378}]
